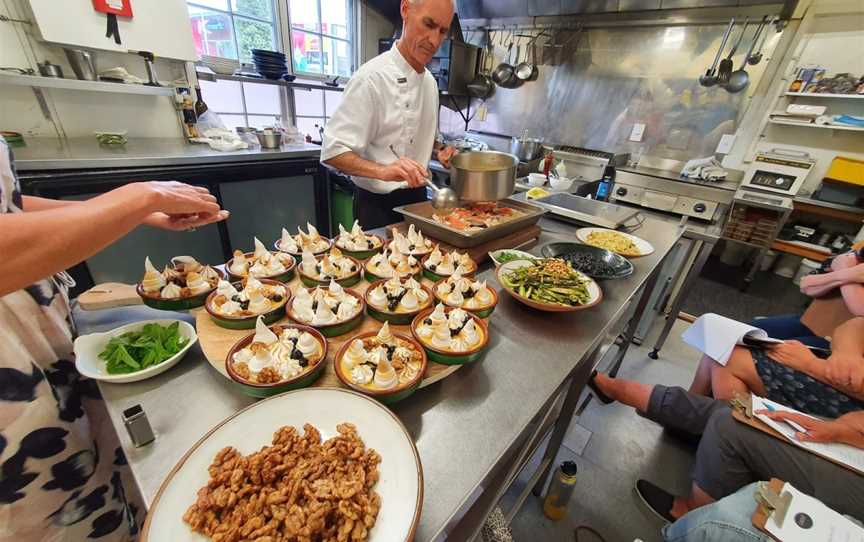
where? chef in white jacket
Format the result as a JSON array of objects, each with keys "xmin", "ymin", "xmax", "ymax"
[{"xmin": 321, "ymin": 0, "xmax": 458, "ymax": 228}]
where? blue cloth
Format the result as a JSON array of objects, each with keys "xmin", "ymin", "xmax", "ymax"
[
  {"xmin": 662, "ymin": 483, "xmax": 768, "ymax": 542},
  {"xmin": 749, "ymin": 314, "xmax": 830, "ymax": 350}
]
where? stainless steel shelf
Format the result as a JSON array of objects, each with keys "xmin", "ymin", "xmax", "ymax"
[
  {"xmin": 195, "ymin": 71, "xmax": 343, "ymax": 92},
  {"xmin": 767, "ymin": 118, "xmax": 864, "ymax": 132},
  {"xmin": 785, "ymin": 91, "xmax": 864, "ymax": 99},
  {"xmin": 0, "ymin": 72, "xmax": 175, "ymax": 96}
]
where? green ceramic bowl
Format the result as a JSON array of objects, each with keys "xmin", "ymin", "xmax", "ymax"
[
  {"xmin": 364, "ymin": 266, "xmax": 422, "ymax": 284},
  {"xmin": 297, "ymin": 254, "xmax": 363, "ymax": 288},
  {"xmin": 204, "ymin": 279, "xmax": 291, "ymax": 330},
  {"xmin": 136, "ymin": 268, "xmax": 224, "ymax": 311},
  {"xmin": 410, "ymin": 307, "xmax": 490, "ymax": 366},
  {"xmin": 286, "ymin": 288, "xmax": 366, "ymax": 338},
  {"xmin": 364, "ymin": 279, "xmax": 435, "ymax": 325},
  {"xmin": 225, "ymin": 251, "xmax": 297, "ymax": 283},
  {"xmin": 334, "ymin": 234, "xmax": 385, "ymax": 261},
  {"xmin": 432, "ymin": 278, "xmax": 499, "ymax": 319},
  {"xmin": 225, "ymin": 324, "xmax": 328, "ymax": 398},
  {"xmin": 274, "ymin": 237, "xmax": 332, "ymax": 264},
  {"xmin": 333, "ymin": 331, "xmax": 427, "ymax": 404}
]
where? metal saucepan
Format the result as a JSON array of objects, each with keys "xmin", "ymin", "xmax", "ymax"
[
  {"xmin": 492, "ymin": 30, "xmax": 517, "ymax": 88},
  {"xmin": 510, "ymin": 130, "xmax": 544, "ymax": 162},
  {"xmin": 515, "ymin": 33, "xmax": 539, "ymax": 82},
  {"xmin": 449, "ymin": 151, "xmax": 519, "ymax": 202},
  {"xmin": 717, "ymin": 17, "xmax": 748, "ymax": 86},
  {"xmin": 699, "ymin": 18, "xmax": 734, "ymax": 87}
]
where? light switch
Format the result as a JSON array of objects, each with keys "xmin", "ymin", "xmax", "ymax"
[
  {"xmin": 629, "ymin": 123, "xmax": 646, "ymax": 142},
  {"xmin": 716, "ymin": 134, "xmax": 736, "ymax": 155}
]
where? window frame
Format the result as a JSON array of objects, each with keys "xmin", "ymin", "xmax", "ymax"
[
  {"xmin": 187, "ymin": 1, "xmax": 279, "ymax": 63},
  {"xmin": 284, "ymin": 0, "xmax": 358, "ymax": 82}
]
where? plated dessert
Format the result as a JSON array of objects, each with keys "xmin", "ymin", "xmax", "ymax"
[
  {"xmin": 138, "ymin": 255, "xmax": 222, "ymax": 310},
  {"xmin": 365, "ymin": 277, "xmax": 434, "ymax": 324},
  {"xmin": 297, "ymin": 246, "xmax": 362, "ymax": 287},
  {"xmin": 183, "ymin": 422, "xmax": 381, "ymax": 542},
  {"xmin": 432, "ymin": 202, "xmax": 524, "ymax": 232},
  {"xmin": 422, "ymin": 246, "xmax": 477, "ymax": 281},
  {"xmin": 225, "ymin": 316, "xmax": 327, "ymax": 396},
  {"xmin": 205, "ymin": 278, "xmax": 290, "ymax": 329},
  {"xmin": 275, "ymin": 222, "xmax": 332, "ymax": 260},
  {"xmin": 365, "ymin": 246, "xmax": 422, "ymax": 282},
  {"xmin": 434, "ymin": 272, "xmax": 498, "ymax": 318},
  {"xmin": 388, "ymin": 224, "xmax": 434, "ymax": 257},
  {"xmin": 411, "ymin": 304, "xmax": 489, "ymax": 365},
  {"xmin": 287, "ymin": 280, "xmax": 365, "ymax": 337},
  {"xmin": 335, "ymin": 323, "xmax": 427, "ymax": 403},
  {"xmin": 227, "ymin": 237, "xmax": 296, "ymax": 282},
  {"xmin": 497, "ymin": 258, "xmax": 602, "ymax": 312},
  {"xmin": 334, "ymin": 220, "xmax": 384, "ymax": 259}
]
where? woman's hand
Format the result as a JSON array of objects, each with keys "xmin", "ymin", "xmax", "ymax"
[
  {"xmin": 132, "ymin": 181, "xmax": 222, "ymax": 217},
  {"xmin": 757, "ymin": 410, "xmax": 855, "ymax": 444},
  {"xmin": 144, "ymin": 210, "xmax": 230, "ymax": 231},
  {"xmin": 766, "ymin": 340, "xmax": 819, "ymax": 371},
  {"xmin": 825, "ymin": 353, "xmax": 864, "ymax": 395}
]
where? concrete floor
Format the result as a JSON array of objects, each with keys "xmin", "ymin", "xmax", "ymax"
[{"xmin": 504, "ymin": 319, "xmax": 702, "ymax": 542}]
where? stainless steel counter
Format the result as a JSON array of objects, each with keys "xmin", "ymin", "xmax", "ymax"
[
  {"xmin": 12, "ymin": 137, "xmax": 322, "ymax": 171},
  {"xmin": 73, "ymin": 216, "xmax": 682, "ymax": 540}
]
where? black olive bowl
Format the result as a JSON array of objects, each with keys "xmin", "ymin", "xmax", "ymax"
[{"xmin": 541, "ymin": 243, "xmax": 634, "ymax": 280}]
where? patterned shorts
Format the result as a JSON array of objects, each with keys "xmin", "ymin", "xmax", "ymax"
[{"xmin": 751, "ymin": 347, "xmax": 864, "ymax": 419}]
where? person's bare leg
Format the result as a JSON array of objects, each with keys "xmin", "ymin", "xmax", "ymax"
[
  {"xmin": 670, "ymin": 483, "xmax": 716, "ymax": 519},
  {"xmin": 710, "ymin": 347, "xmax": 768, "ymax": 400},
  {"xmin": 688, "ymin": 355, "xmax": 716, "ymax": 397},
  {"xmin": 593, "ymin": 373, "xmax": 653, "ymax": 412}
]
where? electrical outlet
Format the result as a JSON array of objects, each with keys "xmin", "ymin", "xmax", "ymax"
[
  {"xmin": 629, "ymin": 123, "xmax": 645, "ymax": 142},
  {"xmin": 476, "ymin": 105, "xmax": 488, "ymax": 122}
]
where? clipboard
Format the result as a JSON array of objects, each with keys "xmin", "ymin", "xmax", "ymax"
[
  {"xmin": 729, "ymin": 394, "xmax": 864, "ymax": 476},
  {"xmin": 751, "ymin": 479, "xmax": 792, "ymax": 541}
]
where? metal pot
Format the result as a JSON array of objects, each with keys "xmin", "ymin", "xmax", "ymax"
[
  {"xmin": 449, "ymin": 151, "xmax": 519, "ymax": 202},
  {"xmin": 37, "ymin": 61, "xmax": 64, "ymax": 78},
  {"xmin": 64, "ymin": 48, "xmax": 97, "ymax": 81},
  {"xmin": 509, "ymin": 135, "xmax": 544, "ymax": 162}
]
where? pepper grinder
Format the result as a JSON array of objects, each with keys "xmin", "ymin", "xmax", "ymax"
[{"xmin": 138, "ymin": 51, "xmax": 161, "ymax": 87}]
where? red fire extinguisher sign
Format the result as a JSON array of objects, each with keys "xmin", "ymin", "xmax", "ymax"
[{"xmin": 92, "ymin": 0, "xmax": 133, "ymax": 18}]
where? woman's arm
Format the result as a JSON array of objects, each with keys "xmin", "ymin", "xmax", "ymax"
[
  {"xmin": 22, "ymin": 196, "xmax": 82, "ymax": 211},
  {"xmin": 0, "ymin": 182, "xmax": 221, "ymax": 296}
]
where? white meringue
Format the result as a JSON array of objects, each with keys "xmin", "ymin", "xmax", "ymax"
[
  {"xmin": 160, "ymin": 283, "xmax": 182, "ymax": 299},
  {"xmin": 252, "ymin": 316, "xmax": 278, "ymax": 344},
  {"xmin": 374, "ymin": 359, "xmax": 398, "ymax": 389},
  {"xmin": 142, "ymin": 257, "xmax": 166, "ymax": 293},
  {"xmin": 376, "ymin": 322, "xmax": 393, "ymax": 343},
  {"xmin": 253, "ymin": 237, "xmax": 269, "ymax": 259},
  {"xmin": 343, "ymin": 339, "xmax": 367, "ymax": 368},
  {"xmin": 297, "ymin": 332, "xmax": 319, "ymax": 356},
  {"xmin": 280, "ymin": 228, "xmax": 299, "ymax": 253},
  {"xmin": 301, "ymin": 251, "xmax": 318, "ymax": 275},
  {"xmin": 351, "ymin": 365, "xmax": 373, "ymax": 385}
]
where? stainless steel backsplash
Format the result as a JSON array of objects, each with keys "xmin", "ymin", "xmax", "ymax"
[{"xmin": 441, "ymin": 23, "xmax": 781, "ymax": 161}]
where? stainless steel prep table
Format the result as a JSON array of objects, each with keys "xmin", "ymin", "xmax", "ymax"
[{"xmin": 73, "ymin": 215, "xmax": 682, "ymax": 540}]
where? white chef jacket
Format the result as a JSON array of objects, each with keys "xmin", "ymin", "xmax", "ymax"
[{"xmin": 321, "ymin": 43, "xmax": 440, "ymax": 194}]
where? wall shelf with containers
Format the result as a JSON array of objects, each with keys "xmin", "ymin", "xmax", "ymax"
[
  {"xmin": 195, "ymin": 71, "xmax": 344, "ymax": 93},
  {"xmin": 0, "ymin": 72, "xmax": 176, "ymax": 97},
  {"xmin": 784, "ymin": 92, "xmax": 864, "ymax": 99},
  {"xmin": 766, "ymin": 118, "xmax": 864, "ymax": 132}
]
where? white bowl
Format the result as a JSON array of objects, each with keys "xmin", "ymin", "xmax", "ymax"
[
  {"xmin": 73, "ymin": 319, "xmax": 197, "ymax": 384},
  {"xmin": 549, "ymin": 176, "xmax": 574, "ymax": 191},
  {"xmin": 527, "ymin": 173, "xmax": 547, "ymax": 187},
  {"xmin": 488, "ymin": 249, "xmax": 539, "ymax": 268}
]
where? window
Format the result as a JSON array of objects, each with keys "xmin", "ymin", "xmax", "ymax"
[
  {"xmin": 188, "ymin": 0, "xmax": 278, "ymax": 63},
  {"xmin": 292, "ymin": 79, "xmax": 344, "ymax": 141},
  {"xmin": 289, "ymin": 0, "xmax": 354, "ymax": 78},
  {"xmin": 200, "ymin": 79, "xmax": 283, "ymax": 130}
]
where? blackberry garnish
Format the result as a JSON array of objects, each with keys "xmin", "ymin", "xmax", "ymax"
[
  {"xmin": 464, "ymin": 288, "xmax": 476, "ymax": 299},
  {"xmin": 429, "ymin": 264, "xmax": 437, "ymax": 271},
  {"xmin": 240, "ymin": 300, "xmax": 250, "ymax": 311},
  {"xmin": 367, "ymin": 240, "xmax": 374, "ymax": 249},
  {"xmin": 231, "ymin": 294, "xmax": 242, "ymax": 302},
  {"xmin": 312, "ymin": 301, "xmax": 318, "ymax": 311},
  {"xmin": 423, "ymin": 318, "xmax": 433, "ymax": 325}
]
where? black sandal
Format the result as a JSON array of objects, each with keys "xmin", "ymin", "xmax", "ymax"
[
  {"xmin": 587, "ymin": 370, "xmax": 614, "ymax": 405},
  {"xmin": 635, "ymin": 479, "xmax": 676, "ymax": 524}
]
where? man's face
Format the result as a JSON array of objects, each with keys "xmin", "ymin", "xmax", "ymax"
[{"xmin": 400, "ymin": 0, "xmax": 454, "ymax": 69}]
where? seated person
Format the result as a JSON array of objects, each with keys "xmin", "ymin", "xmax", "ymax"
[
  {"xmin": 682, "ymin": 317, "xmax": 864, "ymax": 418},
  {"xmin": 585, "ymin": 380, "xmax": 864, "ymax": 522},
  {"xmin": 750, "ymin": 245, "xmax": 864, "ymax": 349}
]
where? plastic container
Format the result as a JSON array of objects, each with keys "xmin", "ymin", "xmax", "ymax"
[
  {"xmin": 760, "ymin": 250, "xmax": 779, "ymax": 272},
  {"xmin": 543, "ymin": 461, "xmax": 578, "ymax": 520},
  {"xmin": 793, "ymin": 258, "xmax": 821, "ymax": 285},
  {"xmin": 774, "ymin": 253, "xmax": 803, "ymax": 278}
]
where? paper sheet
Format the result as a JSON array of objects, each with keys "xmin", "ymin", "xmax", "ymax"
[
  {"xmin": 766, "ymin": 483, "xmax": 864, "ymax": 542},
  {"xmin": 752, "ymin": 395, "xmax": 864, "ymax": 474},
  {"xmin": 681, "ymin": 313, "xmax": 779, "ymax": 365}
]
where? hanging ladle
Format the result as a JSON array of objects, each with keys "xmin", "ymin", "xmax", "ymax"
[
  {"xmin": 700, "ymin": 18, "xmax": 735, "ymax": 87},
  {"xmin": 725, "ymin": 17, "xmax": 767, "ymax": 94},
  {"xmin": 717, "ymin": 17, "xmax": 749, "ymax": 87}
]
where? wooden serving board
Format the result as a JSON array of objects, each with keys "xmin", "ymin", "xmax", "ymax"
[
  {"xmin": 77, "ymin": 283, "xmax": 142, "ymax": 311},
  {"xmin": 195, "ymin": 273, "xmax": 460, "ymax": 390},
  {"xmin": 386, "ymin": 222, "xmax": 541, "ymax": 263}
]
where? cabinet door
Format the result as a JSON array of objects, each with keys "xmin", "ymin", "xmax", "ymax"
[
  {"xmin": 219, "ymin": 174, "xmax": 317, "ymax": 253},
  {"xmin": 61, "ymin": 193, "xmax": 225, "ymax": 285}
]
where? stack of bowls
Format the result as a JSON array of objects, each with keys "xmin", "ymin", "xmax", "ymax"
[{"xmin": 251, "ymin": 49, "xmax": 290, "ymax": 80}]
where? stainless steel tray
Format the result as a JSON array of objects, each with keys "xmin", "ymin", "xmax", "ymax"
[{"xmin": 394, "ymin": 199, "xmax": 546, "ymax": 248}]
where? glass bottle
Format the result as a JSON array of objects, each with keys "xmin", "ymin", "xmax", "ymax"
[{"xmin": 543, "ymin": 461, "xmax": 578, "ymax": 520}]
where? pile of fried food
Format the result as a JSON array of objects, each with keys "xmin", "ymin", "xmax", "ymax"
[
  {"xmin": 584, "ymin": 230, "xmax": 640, "ymax": 256},
  {"xmin": 183, "ymin": 423, "xmax": 382, "ymax": 542}
]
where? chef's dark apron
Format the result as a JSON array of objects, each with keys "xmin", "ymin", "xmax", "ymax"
[{"xmin": 353, "ymin": 186, "xmax": 428, "ymax": 230}]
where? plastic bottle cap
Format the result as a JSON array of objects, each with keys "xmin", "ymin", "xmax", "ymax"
[{"xmin": 561, "ymin": 461, "xmax": 578, "ymax": 476}]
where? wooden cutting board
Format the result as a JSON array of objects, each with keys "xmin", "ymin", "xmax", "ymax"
[
  {"xmin": 77, "ymin": 283, "xmax": 142, "ymax": 311},
  {"xmin": 196, "ymin": 273, "xmax": 461, "ymax": 390}
]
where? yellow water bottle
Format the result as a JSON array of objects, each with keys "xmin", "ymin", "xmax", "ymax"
[{"xmin": 543, "ymin": 461, "xmax": 578, "ymax": 520}]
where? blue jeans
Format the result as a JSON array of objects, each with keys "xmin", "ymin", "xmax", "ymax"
[
  {"xmin": 662, "ymin": 483, "xmax": 768, "ymax": 542},
  {"xmin": 749, "ymin": 314, "xmax": 830, "ymax": 349}
]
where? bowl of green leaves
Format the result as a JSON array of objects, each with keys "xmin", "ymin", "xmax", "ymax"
[
  {"xmin": 73, "ymin": 319, "xmax": 197, "ymax": 383},
  {"xmin": 488, "ymin": 249, "xmax": 537, "ymax": 268}
]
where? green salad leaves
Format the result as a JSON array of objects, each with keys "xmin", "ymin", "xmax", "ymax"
[{"xmin": 99, "ymin": 322, "xmax": 188, "ymax": 374}]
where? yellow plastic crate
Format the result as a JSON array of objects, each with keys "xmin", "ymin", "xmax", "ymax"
[{"xmin": 825, "ymin": 156, "xmax": 864, "ymax": 186}]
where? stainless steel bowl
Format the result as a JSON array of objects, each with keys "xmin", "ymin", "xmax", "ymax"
[
  {"xmin": 509, "ymin": 136, "xmax": 544, "ymax": 162},
  {"xmin": 449, "ymin": 151, "xmax": 519, "ymax": 202},
  {"xmin": 255, "ymin": 131, "xmax": 282, "ymax": 149}
]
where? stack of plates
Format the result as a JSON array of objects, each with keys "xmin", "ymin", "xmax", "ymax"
[{"xmin": 251, "ymin": 49, "xmax": 291, "ymax": 80}]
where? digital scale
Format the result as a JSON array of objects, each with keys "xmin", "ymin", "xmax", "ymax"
[{"xmin": 737, "ymin": 148, "xmax": 817, "ymax": 210}]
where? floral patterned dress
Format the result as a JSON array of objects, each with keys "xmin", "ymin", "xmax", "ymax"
[{"xmin": 0, "ymin": 139, "xmax": 142, "ymax": 541}]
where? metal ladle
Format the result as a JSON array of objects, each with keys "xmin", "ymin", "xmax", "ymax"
[
  {"xmin": 389, "ymin": 145, "xmax": 459, "ymax": 212},
  {"xmin": 725, "ymin": 17, "xmax": 766, "ymax": 94},
  {"xmin": 717, "ymin": 17, "xmax": 749, "ymax": 86}
]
